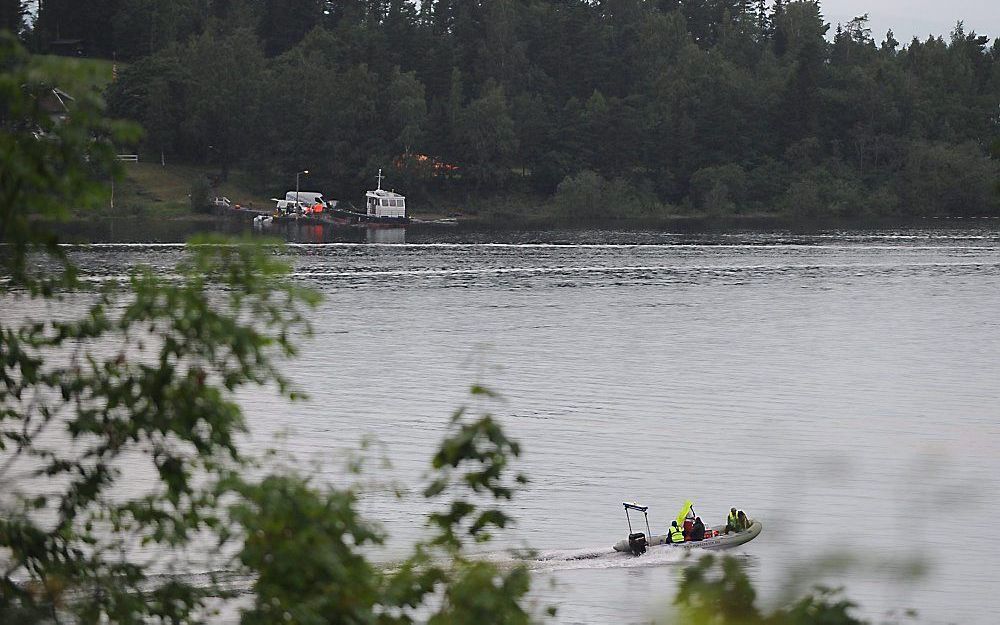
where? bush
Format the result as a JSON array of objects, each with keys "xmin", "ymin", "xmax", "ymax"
[
  {"xmin": 897, "ymin": 141, "xmax": 1000, "ymax": 216},
  {"xmin": 552, "ymin": 170, "xmax": 672, "ymax": 222},
  {"xmin": 744, "ymin": 158, "xmax": 791, "ymax": 212},
  {"xmin": 689, "ymin": 164, "xmax": 748, "ymax": 214},
  {"xmin": 190, "ymin": 175, "xmax": 212, "ymax": 213},
  {"xmin": 552, "ymin": 169, "xmax": 674, "ymax": 222},
  {"xmin": 780, "ymin": 166, "xmax": 864, "ymax": 218},
  {"xmin": 553, "ymin": 169, "xmax": 611, "ymax": 220}
]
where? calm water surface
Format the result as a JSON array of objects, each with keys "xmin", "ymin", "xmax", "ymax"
[{"xmin": 9, "ymin": 228, "xmax": 1000, "ymax": 623}]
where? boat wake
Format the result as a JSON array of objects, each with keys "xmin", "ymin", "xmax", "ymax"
[
  {"xmin": 533, "ymin": 546, "xmax": 689, "ymax": 572},
  {"xmin": 473, "ymin": 546, "xmax": 692, "ymax": 573},
  {"xmin": 100, "ymin": 545, "xmax": 745, "ymax": 601}
]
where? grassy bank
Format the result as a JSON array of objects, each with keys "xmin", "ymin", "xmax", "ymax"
[
  {"xmin": 106, "ymin": 163, "xmax": 553, "ymax": 222},
  {"xmin": 95, "ymin": 166, "xmax": 866, "ymax": 230},
  {"xmin": 29, "ymin": 54, "xmax": 116, "ymax": 94},
  {"xmin": 103, "ymin": 162, "xmax": 271, "ymax": 219},
  {"xmin": 98, "ymin": 162, "xmax": 994, "ymax": 232}
]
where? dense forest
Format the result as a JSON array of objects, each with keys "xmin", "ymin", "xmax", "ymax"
[{"xmin": 15, "ymin": 0, "xmax": 1000, "ymax": 219}]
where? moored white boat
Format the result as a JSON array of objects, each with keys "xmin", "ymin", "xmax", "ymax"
[
  {"xmin": 327, "ymin": 169, "xmax": 411, "ymax": 224},
  {"xmin": 362, "ymin": 169, "xmax": 409, "ymax": 223}
]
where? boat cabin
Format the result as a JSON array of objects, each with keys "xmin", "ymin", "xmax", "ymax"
[
  {"xmin": 365, "ymin": 190, "xmax": 406, "ymax": 218},
  {"xmin": 365, "ymin": 169, "xmax": 406, "ymax": 219}
]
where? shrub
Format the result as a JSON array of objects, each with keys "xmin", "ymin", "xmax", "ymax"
[
  {"xmin": 897, "ymin": 141, "xmax": 1000, "ymax": 216},
  {"xmin": 689, "ymin": 164, "xmax": 748, "ymax": 214},
  {"xmin": 553, "ymin": 169, "xmax": 610, "ymax": 220},
  {"xmin": 190, "ymin": 175, "xmax": 212, "ymax": 213},
  {"xmin": 780, "ymin": 166, "xmax": 864, "ymax": 218}
]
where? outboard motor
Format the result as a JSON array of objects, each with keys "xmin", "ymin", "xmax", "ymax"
[
  {"xmin": 621, "ymin": 502, "xmax": 652, "ymax": 556},
  {"xmin": 628, "ymin": 532, "xmax": 647, "ymax": 556}
]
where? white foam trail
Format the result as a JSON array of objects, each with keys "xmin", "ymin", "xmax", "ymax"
[
  {"xmin": 285, "ymin": 242, "xmax": 1000, "ymax": 250},
  {"xmin": 289, "ymin": 261, "xmax": 1000, "ymax": 279},
  {"xmin": 59, "ymin": 243, "xmax": 188, "ymax": 248},
  {"xmin": 54, "ymin": 242, "xmax": 1000, "ymax": 251},
  {"xmin": 471, "ymin": 545, "xmax": 690, "ymax": 573},
  {"xmin": 531, "ymin": 547, "xmax": 688, "ymax": 572},
  {"xmin": 7, "ymin": 260, "xmax": 994, "ymax": 285}
]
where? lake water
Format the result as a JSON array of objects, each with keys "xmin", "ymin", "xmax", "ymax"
[{"xmin": 7, "ymin": 227, "xmax": 1000, "ymax": 623}]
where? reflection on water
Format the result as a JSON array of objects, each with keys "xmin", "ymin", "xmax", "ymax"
[
  {"xmin": 257, "ymin": 221, "xmax": 407, "ymax": 244},
  {"xmin": 48, "ymin": 215, "xmax": 1000, "ymax": 246},
  {"xmin": 7, "ymin": 228, "xmax": 1000, "ymax": 624},
  {"xmin": 366, "ymin": 227, "xmax": 406, "ymax": 244},
  {"xmin": 50, "ymin": 216, "xmax": 412, "ymax": 244}
]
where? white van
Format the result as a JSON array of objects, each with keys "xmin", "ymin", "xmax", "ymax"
[{"xmin": 285, "ymin": 191, "xmax": 326, "ymax": 205}]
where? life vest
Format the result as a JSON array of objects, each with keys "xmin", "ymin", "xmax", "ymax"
[
  {"xmin": 669, "ymin": 525, "xmax": 685, "ymax": 544},
  {"xmin": 728, "ymin": 512, "xmax": 739, "ymax": 530}
]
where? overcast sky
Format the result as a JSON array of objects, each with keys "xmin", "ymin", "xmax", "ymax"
[{"xmin": 818, "ymin": 0, "xmax": 999, "ymax": 43}]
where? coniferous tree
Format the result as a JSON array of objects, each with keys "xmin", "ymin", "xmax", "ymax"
[
  {"xmin": 0, "ymin": 0, "xmax": 25, "ymax": 35},
  {"xmin": 258, "ymin": 0, "xmax": 324, "ymax": 56},
  {"xmin": 881, "ymin": 28, "xmax": 899, "ymax": 55},
  {"xmin": 771, "ymin": 0, "xmax": 787, "ymax": 55},
  {"xmin": 754, "ymin": 0, "xmax": 769, "ymax": 39},
  {"xmin": 782, "ymin": 37, "xmax": 824, "ymax": 141},
  {"xmin": 34, "ymin": 0, "xmax": 121, "ymax": 55}
]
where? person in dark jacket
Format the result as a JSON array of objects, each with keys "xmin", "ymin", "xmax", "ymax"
[{"xmin": 690, "ymin": 516, "xmax": 706, "ymax": 541}]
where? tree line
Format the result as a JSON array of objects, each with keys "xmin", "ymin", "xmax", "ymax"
[{"xmin": 20, "ymin": 0, "xmax": 1000, "ymax": 219}]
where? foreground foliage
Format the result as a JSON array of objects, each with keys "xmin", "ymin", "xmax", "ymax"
[
  {"xmin": 674, "ymin": 555, "xmax": 869, "ymax": 625},
  {"xmin": 230, "ymin": 399, "xmax": 535, "ymax": 625}
]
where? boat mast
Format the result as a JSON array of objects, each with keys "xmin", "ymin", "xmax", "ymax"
[{"xmin": 376, "ymin": 168, "xmax": 384, "ymax": 191}]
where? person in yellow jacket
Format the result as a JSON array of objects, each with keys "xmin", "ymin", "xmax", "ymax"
[
  {"xmin": 667, "ymin": 520, "xmax": 685, "ymax": 544},
  {"xmin": 726, "ymin": 507, "xmax": 740, "ymax": 534}
]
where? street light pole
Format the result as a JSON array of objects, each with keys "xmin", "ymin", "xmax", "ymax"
[{"xmin": 295, "ymin": 170, "xmax": 309, "ymax": 205}]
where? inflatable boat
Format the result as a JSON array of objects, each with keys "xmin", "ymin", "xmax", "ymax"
[{"xmin": 612, "ymin": 502, "xmax": 761, "ymax": 555}]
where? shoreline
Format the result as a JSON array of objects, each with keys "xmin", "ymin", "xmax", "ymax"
[{"xmin": 43, "ymin": 212, "xmax": 1000, "ymax": 245}]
